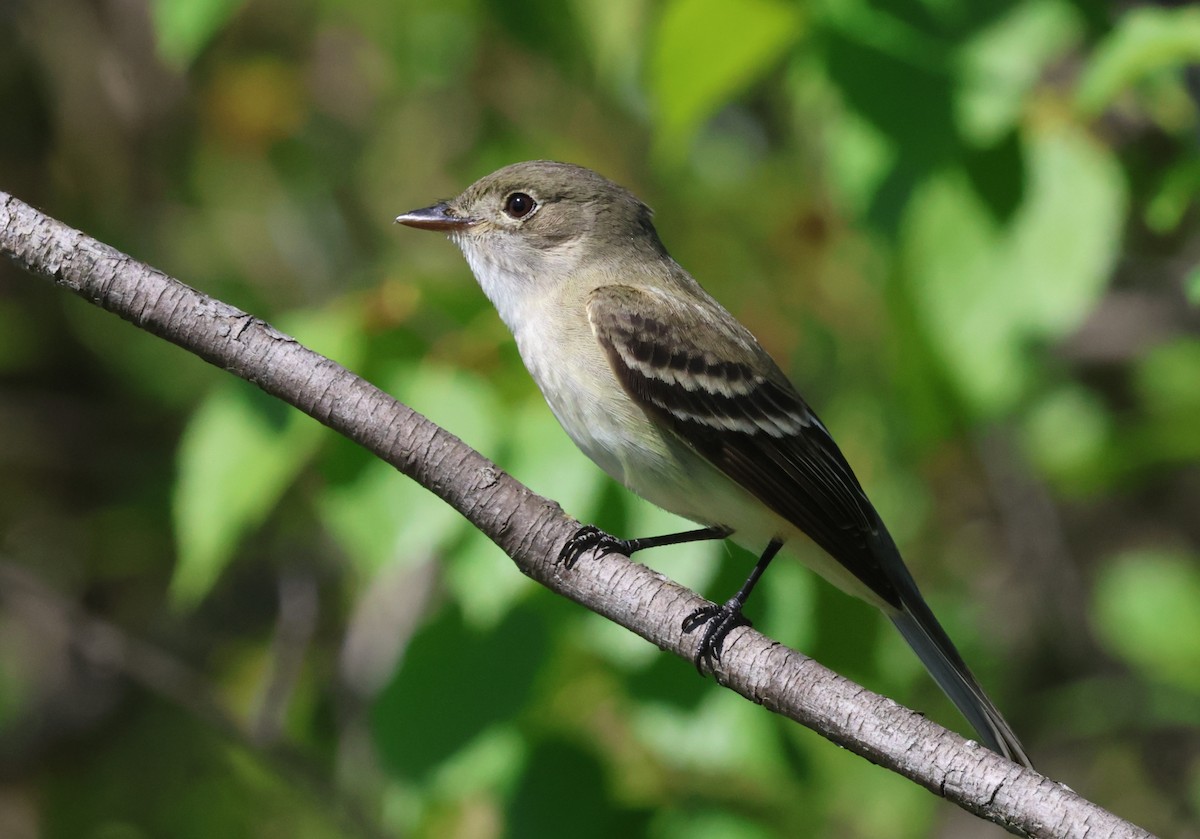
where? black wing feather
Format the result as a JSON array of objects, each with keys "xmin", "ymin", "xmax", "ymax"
[{"xmin": 588, "ymin": 285, "xmax": 902, "ymax": 609}]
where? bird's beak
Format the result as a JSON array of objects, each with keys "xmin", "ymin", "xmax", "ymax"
[{"xmin": 394, "ymin": 202, "xmax": 475, "ymax": 232}]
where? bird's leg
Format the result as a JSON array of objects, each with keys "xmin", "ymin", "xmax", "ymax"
[
  {"xmin": 557, "ymin": 524, "xmax": 732, "ymax": 569},
  {"xmin": 682, "ymin": 538, "xmax": 784, "ymax": 673}
]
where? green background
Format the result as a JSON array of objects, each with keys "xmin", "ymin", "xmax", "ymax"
[{"xmin": 2, "ymin": 0, "xmax": 1199, "ymax": 836}]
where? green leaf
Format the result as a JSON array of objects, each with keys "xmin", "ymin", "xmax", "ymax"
[
  {"xmin": 1146, "ymin": 157, "xmax": 1200, "ymax": 235},
  {"xmin": 570, "ymin": 0, "xmax": 649, "ymax": 96},
  {"xmin": 1004, "ymin": 128, "xmax": 1125, "ymax": 337},
  {"xmin": 171, "ymin": 383, "xmax": 324, "ymax": 607},
  {"xmin": 445, "ymin": 526, "xmax": 534, "ymax": 629},
  {"xmin": 822, "ymin": 106, "xmax": 898, "ymax": 217},
  {"xmin": 649, "ymin": 0, "xmax": 802, "ymax": 159},
  {"xmin": 371, "ymin": 603, "xmax": 547, "ymax": 780},
  {"xmin": 1092, "ymin": 549, "xmax": 1200, "ymax": 694},
  {"xmin": 321, "ymin": 457, "xmax": 455, "ymax": 576},
  {"xmin": 955, "ymin": 0, "xmax": 1082, "ymax": 145},
  {"xmin": 1187, "ymin": 266, "xmax": 1200, "ymax": 308},
  {"xmin": 1019, "ymin": 383, "xmax": 1112, "ymax": 492},
  {"xmin": 1077, "ymin": 6, "xmax": 1200, "ymax": 114},
  {"xmin": 633, "ymin": 687, "xmax": 786, "ymax": 777},
  {"xmin": 151, "ymin": 0, "xmax": 247, "ymax": 68},
  {"xmin": 489, "ymin": 0, "xmax": 586, "ymax": 76},
  {"xmin": 1135, "ymin": 339, "xmax": 1200, "ymax": 418},
  {"xmin": 654, "ymin": 811, "xmax": 777, "ymax": 839},
  {"xmin": 901, "ymin": 122, "xmax": 1125, "ymax": 416},
  {"xmin": 1132, "ymin": 338, "xmax": 1200, "ymax": 465},
  {"xmin": 507, "ymin": 740, "xmax": 651, "ymax": 839},
  {"xmin": 171, "ymin": 306, "xmax": 362, "ymax": 606}
]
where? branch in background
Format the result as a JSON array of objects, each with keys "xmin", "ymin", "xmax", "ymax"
[
  {"xmin": 0, "ymin": 562, "xmax": 394, "ymax": 839},
  {"xmin": 0, "ymin": 191, "xmax": 1155, "ymax": 839}
]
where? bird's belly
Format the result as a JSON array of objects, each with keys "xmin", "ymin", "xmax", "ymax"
[{"xmin": 538, "ymin": 369, "xmax": 781, "ymax": 539}]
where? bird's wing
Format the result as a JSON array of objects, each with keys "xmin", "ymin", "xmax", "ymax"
[{"xmin": 586, "ymin": 283, "xmax": 901, "ymax": 610}]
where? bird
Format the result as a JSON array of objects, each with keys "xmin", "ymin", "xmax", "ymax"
[{"xmin": 395, "ymin": 160, "xmax": 1032, "ymax": 767}]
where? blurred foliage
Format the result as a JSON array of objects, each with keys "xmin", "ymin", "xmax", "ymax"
[{"xmin": 1, "ymin": 0, "xmax": 1199, "ymax": 837}]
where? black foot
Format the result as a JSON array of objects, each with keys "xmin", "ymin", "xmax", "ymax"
[
  {"xmin": 681, "ymin": 599, "xmax": 752, "ymax": 673},
  {"xmin": 557, "ymin": 525, "xmax": 635, "ymax": 569}
]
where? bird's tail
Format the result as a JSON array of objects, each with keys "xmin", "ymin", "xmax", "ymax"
[
  {"xmin": 889, "ymin": 607, "xmax": 1033, "ymax": 768},
  {"xmin": 872, "ymin": 530, "xmax": 1034, "ymax": 768}
]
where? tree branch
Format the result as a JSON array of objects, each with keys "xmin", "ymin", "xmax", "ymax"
[
  {"xmin": 0, "ymin": 191, "xmax": 1154, "ymax": 839},
  {"xmin": 0, "ymin": 562, "xmax": 393, "ymax": 839}
]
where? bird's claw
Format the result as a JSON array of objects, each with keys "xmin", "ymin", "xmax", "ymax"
[
  {"xmin": 681, "ymin": 599, "xmax": 752, "ymax": 673},
  {"xmin": 557, "ymin": 525, "xmax": 633, "ymax": 569}
]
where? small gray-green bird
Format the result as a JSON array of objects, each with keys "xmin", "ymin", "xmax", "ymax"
[{"xmin": 396, "ymin": 160, "xmax": 1032, "ymax": 767}]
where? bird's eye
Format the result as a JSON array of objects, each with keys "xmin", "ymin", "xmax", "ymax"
[{"xmin": 503, "ymin": 192, "xmax": 536, "ymax": 219}]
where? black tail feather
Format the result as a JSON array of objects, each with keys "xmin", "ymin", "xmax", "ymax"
[{"xmin": 870, "ymin": 528, "xmax": 1033, "ymax": 768}]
